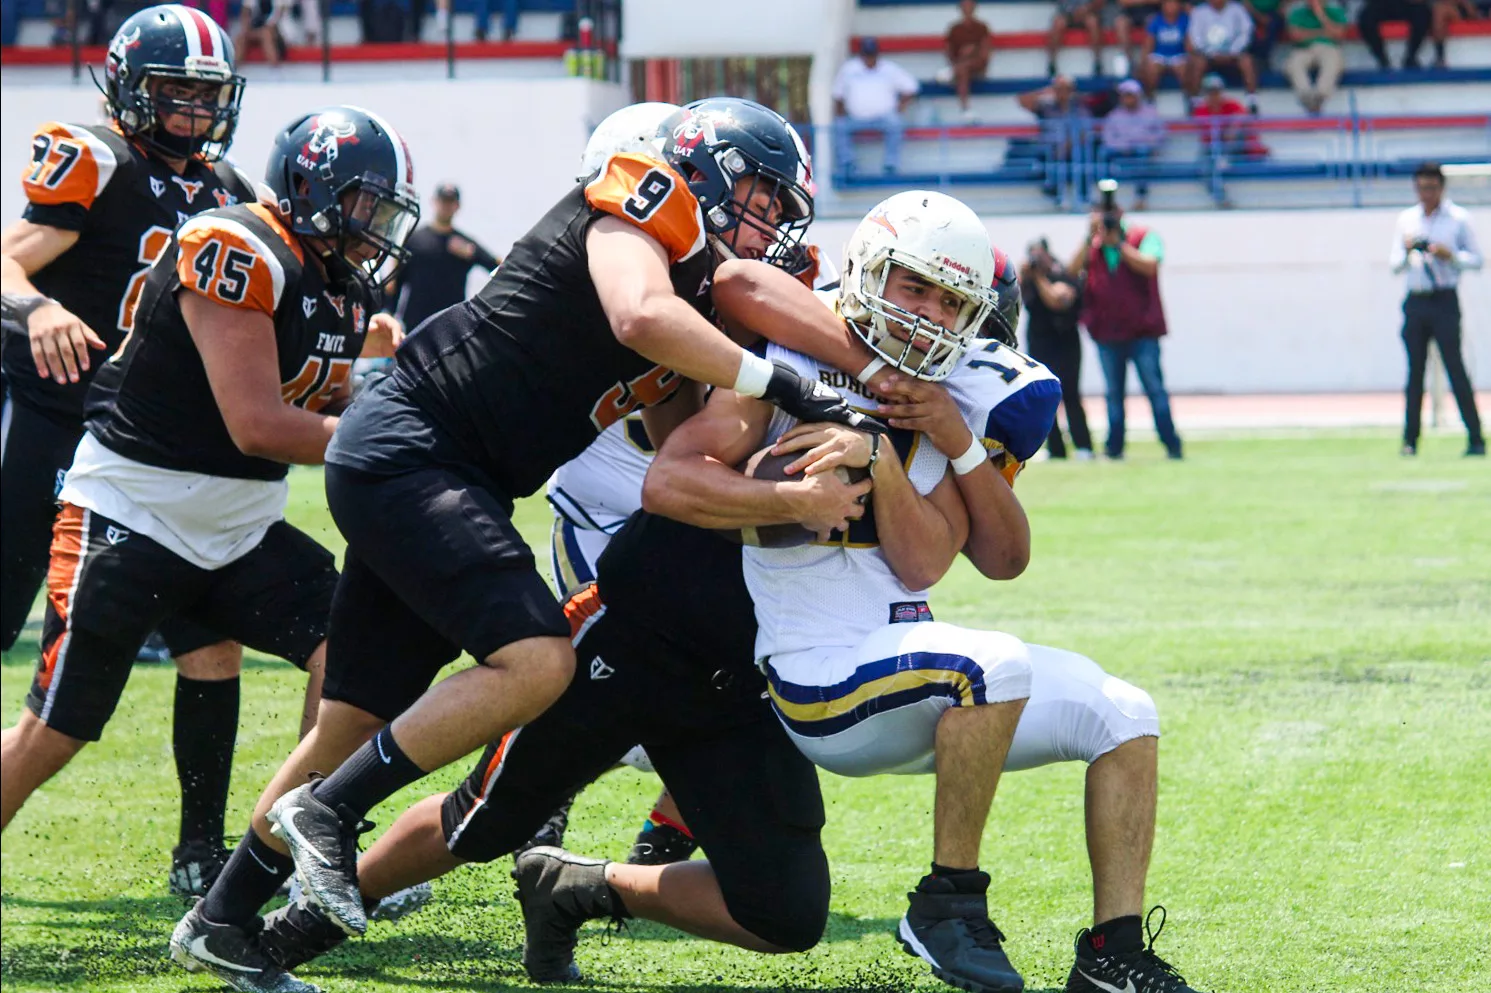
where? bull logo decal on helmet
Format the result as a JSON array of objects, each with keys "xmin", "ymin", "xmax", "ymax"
[
  {"xmin": 105, "ymin": 25, "xmax": 140, "ymax": 80},
  {"xmin": 669, "ymin": 113, "xmax": 718, "ymax": 155},
  {"xmin": 298, "ymin": 114, "xmax": 360, "ymax": 171}
]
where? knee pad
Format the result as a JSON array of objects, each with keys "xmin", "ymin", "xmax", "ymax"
[
  {"xmin": 1085, "ymin": 675, "xmax": 1160, "ymax": 762},
  {"xmin": 723, "ymin": 840, "xmax": 829, "ymax": 953}
]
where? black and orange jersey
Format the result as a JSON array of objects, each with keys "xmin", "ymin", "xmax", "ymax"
[
  {"xmin": 2, "ymin": 121, "xmax": 256, "ymax": 423},
  {"xmin": 85, "ymin": 202, "xmax": 370, "ymax": 481},
  {"xmin": 332, "ymin": 152, "xmax": 716, "ymax": 498}
]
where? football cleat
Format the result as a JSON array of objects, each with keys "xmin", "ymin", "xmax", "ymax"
[
  {"xmin": 287, "ymin": 864, "xmax": 434, "ymax": 923},
  {"xmin": 1065, "ymin": 907, "xmax": 1203, "ymax": 993},
  {"xmin": 368, "ymin": 880, "xmax": 434, "ymax": 922},
  {"xmin": 259, "ymin": 894, "xmax": 348, "ymax": 972},
  {"xmin": 626, "ymin": 822, "xmax": 698, "ymax": 866},
  {"xmin": 170, "ymin": 903, "xmax": 322, "ymax": 993},
  {"xmin": 169, "ymin": 838, "xmax": 232, "ymax": 898},
  {"xmin": 512, "ymin": 846, "xmax": 627, "ymax": 983},
  {"xmin": 267, "ymin": 783, "xmax": 368, "ymax": 936},
  {"xmin": 897, "ymin": 871, "xmax": 1024, "ymax": 993}
]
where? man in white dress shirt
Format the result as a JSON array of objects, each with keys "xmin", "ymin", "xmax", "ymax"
[
  {"xmin": 1389, "ymin": 161, "xmax": 1484, "ymax": 457},
  {"xmin": 832, "ymin": 37, "xmax": 921, "ymax": 178}
]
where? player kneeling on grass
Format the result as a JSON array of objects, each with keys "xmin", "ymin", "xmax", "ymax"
[{"xmin": 529, "ymin": 193, "xmax": 1206, "ymax": 993}]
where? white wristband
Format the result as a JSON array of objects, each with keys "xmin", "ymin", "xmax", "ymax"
[
  {"xmin": 856, "ymin": 356, "xmax": 887, "ymax": 385},
  {"xmin": 950, "ymin": 436, "xmax": 988, "ymax": 475},
  {"xmin": 733, "ymin": 350, "xmax": 775, "ymax": 398}
]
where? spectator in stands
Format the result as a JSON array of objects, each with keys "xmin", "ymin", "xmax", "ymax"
[
  {"xmin": 1187, "ymin": 0, "xmax": 1259, "ymax": 112},
  {"xmin": 1022, "ymin": 238, "xmax": 1094, "ymax": 459},
  {"xmin": 832, "ymin": 38, "xmax": 921, "ymax": 177},
  {"xmin": 1390, "ymin": 162, "xmax": 1485, "ymax": 456},
  {"xmin": 1140, "ymin": 0, "xmax": 1191, "ymax": 95},
  {"xmin": 1193, "ymin": 73, "xmax": 1266, "ymax": 166},
  {"xmin": 235, "ymin": 0, "xmax": 287, "ymax": 65},
  {"xmin": 1048, "ymin": 0, "xmax": 1108, "ymax": 78},
  {"xmin": 1241, "ymin": 0, "xmax": 1287, "ymax": 70},
  {"xmin": 943, "ymin": 0, "xmax": 993, "ymax": 121},
  {"xmin": 1284, "ymin": 0, "xmax": 1348, "ymax": 113},
  {"xmin": 388, "ymin": 183, "xmax": 503, "ymax": 332},
  {"xmin": 1102, "ymin": 79, "xmax": 1165, "ymax": 209},
  {"xmin": 1115, "ymin": 0, "xmax": 1162, "ymax": 75},
  {"xmin": 1018, "ymin": 75, "xmax": 1092, "ymax": 201},
  {"xmin": 1358, "ymin": 0, "xmax": 1432, "ymax": 69},
  {"xmin": 1070, "ymin": 197, "xmax": 1183, "ymax": 459},
  {"xmin": 1430, "ymin": 0, "xmax": 1479, "ymax": 68}
]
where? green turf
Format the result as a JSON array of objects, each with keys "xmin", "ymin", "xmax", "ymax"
[{"xmin": 3, "ymin": 431, "xmax": 1488, "ymax": 993}]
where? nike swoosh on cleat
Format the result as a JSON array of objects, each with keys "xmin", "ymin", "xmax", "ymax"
[
  {"xmin": 188, "ymin": 935, "xmax": 259, "ymax": 973},
  {"xmin": 1078, "ymin": 968, "xmax": 1138, "ymax": 993},
  {"xmin": 276, "ymin": 807, "xmax": 335, "ymax": 867}
]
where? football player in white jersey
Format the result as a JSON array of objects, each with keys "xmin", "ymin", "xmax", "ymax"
[{"xmin": 634, "ymin": 192, "xmax": 1203, "ymax": 993}]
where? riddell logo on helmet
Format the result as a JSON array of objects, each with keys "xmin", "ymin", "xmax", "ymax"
[
  {"xmin": 939, "ymin": 256, "xmax": 973, "ymax": 275},
  {"xmin": 297, "ymin": 115, "xmax": 359, "ymax": 171}
]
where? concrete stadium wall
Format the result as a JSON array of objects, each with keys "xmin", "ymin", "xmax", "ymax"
[{"xmin": 3, "ymin": 79, "xmax": 1485, "ymax": 394}]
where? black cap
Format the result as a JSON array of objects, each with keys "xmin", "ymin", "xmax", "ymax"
[
  {"xmin": 434, "ymin": 182, "xmax": 460, "ymax": 201},
  {"xmin": 859, "ymin": 37, "xmax": 879, "ymax": 56}
]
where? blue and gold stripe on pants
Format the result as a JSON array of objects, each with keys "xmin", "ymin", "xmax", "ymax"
[{"xmin": 765, "ymin": 651, "xmax": 990, "ymax": 738}]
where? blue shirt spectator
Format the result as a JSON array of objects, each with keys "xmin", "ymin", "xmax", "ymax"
[{"xmin": 1146, "ymin": 5, "xmax": 1189, "ymax": 60}]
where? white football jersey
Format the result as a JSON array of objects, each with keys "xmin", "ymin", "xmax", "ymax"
[
  {"xmin": 745, "ymin": 337, "xmax": 1062, "ymax": 660},
  {"xmin": 744, "ymin": 343, "xmax": 950, "ymax": 658},
  {"xmin": 546, "ymin": 414, "xmax": 654, "ymax": 534}
]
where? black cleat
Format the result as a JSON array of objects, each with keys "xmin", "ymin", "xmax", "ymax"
[
  {"xmin": 169, "ymin": 903, "xmax": 321, "ymax": 993},
  {"xmin": 169, "ymin": 838, "xmax": 232, "ymax": 898},
  {"xmin": 626, "ymin": 822, "xmax": 698, "ymax": 866},
  {"xmin": 267, "ymin": 782, "xmax": 369, "ymax": 936},
  {"xmin": 512, "ymin": 845, "xmax": 627, "ymax": 983},
  {"xmin": 260, "ymin": 894, "xmax": 348, "ymax": 972},
  {"xmin": 1065, "ymin": 907, "xmax": 1203, "ymax": 993},
  {"xmin": 896, "ymin": 871, "xmax": 1023, "ymax": 993},
  {"xmin": 513, "ymin": 799, "xmax": 573, "ymax": 857}
]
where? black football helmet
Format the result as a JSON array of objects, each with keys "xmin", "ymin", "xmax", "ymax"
[
  {"xmin": 98, "ymin": 4, "xmax": 245, "ymax": 162},
  {"xmin": 262, "ymin": 106, "xmax": 420, "ymax": 292},
  {"xmin": 659, "ymin": 98, "xmax": 814, "ymax": 266},
  {"xmin": 982, "ymin": 245, "xmax": 1021, "ymax": 347}
]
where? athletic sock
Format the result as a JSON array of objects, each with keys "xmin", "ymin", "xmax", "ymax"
[
  {"xmin": 638, "ymin": 806, "xmax": 693, "ymax": 838},
  {"xmin": 923, "ymin": 862, "xmax": 987, "ymax": 893},
  {"xmin": 200, "ymin": 829, "xmax": 293, "ymax": 926},
  {"xmin": 1087, "ymin": 913, "xmax": 1144, "ymax": 956},
  {"xmin": 174, "ymin": 675, "xmax": 239, "ymax": 846},
  {"xmin": 311, "ymin": 726, "xmax": 425, "ymax": 821}
]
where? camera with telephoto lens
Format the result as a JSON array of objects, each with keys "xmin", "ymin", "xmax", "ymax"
[{"xmin": 1098, "ymin": 178, "xmax": 1121, "ymax": 232}]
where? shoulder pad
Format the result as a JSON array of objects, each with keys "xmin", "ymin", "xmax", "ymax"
[
  {"xmin": 584, "ymin": 153, "xmax": 706, "ymax": 264},
  {"xmin": 21, "ymin": 122, "xmax": 125, "ymax": 211},
  {"xmin": 175, "ymin": 205, "xmax": 299, "ymax": 314}
]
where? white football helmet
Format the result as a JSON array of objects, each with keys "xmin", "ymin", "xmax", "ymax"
[
  {"xmin": 576, "ymin": 101, "xmax": 680, "ymax": 180},
  {"xmin": 839, "ymin": 190, "xmax": 997, "ymax": 381}
]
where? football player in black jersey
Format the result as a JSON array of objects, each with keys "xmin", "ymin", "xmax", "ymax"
[
  {"xmin": 2, "ymin": 105, "xmax": 416, "ymax": 988},
  {"xmin": 177, "ymin": 97, "xmax": 884, "ymax": 965},
  {"xmin": 0, "ymin": 4, "xmax": 264, "ymax": 898}
]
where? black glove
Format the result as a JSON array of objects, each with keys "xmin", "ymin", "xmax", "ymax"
[{"xmin": 761, "ymin": 360, "xmax": 890, "ymax": 435}]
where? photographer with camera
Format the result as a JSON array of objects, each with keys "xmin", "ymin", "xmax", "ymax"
[
  {"xmin": 1070, "ymin": 179, "xmax": 1183, "ymax": 460},
  {"xmin": 1023, "ymin": 238, "xmax": 1094, "ymax": 460},
  {"xmin": 1390, "ymin": 162, "xmax": 1484, "ymax": 457}
]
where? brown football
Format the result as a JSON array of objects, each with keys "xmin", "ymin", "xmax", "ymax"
[{"xmin": 725, "ymin": 446, "xmax": 872, "ymax": 548}]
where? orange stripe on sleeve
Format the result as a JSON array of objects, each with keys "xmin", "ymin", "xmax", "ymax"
[
  {"xmin": 562, "ymin": 582, "xmax": 605, "ymax": 639},
  {"xmin": 585, "ymin": 153, "xmax": 705, "ymax": 263}
]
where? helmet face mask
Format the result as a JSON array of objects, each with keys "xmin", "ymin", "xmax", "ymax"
[
  {"xmin": 319, "ymin": 174, "xmax": 421, "ymax": 288},
  {"xmin": 840, "ymin": 191, "xmax": 999, "ymax": 382},
  {"xmin": 660, "ymin": 99, "xmax": 815, "ymax": 268},
  {"xmin": 100, "ymin": 5, "xmax": 245, "ymax": 163}
]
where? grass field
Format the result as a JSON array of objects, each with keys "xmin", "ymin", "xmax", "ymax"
[{"xmin": 3, "ymin": 430, "xmax": 1488, "ymax": 993}]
